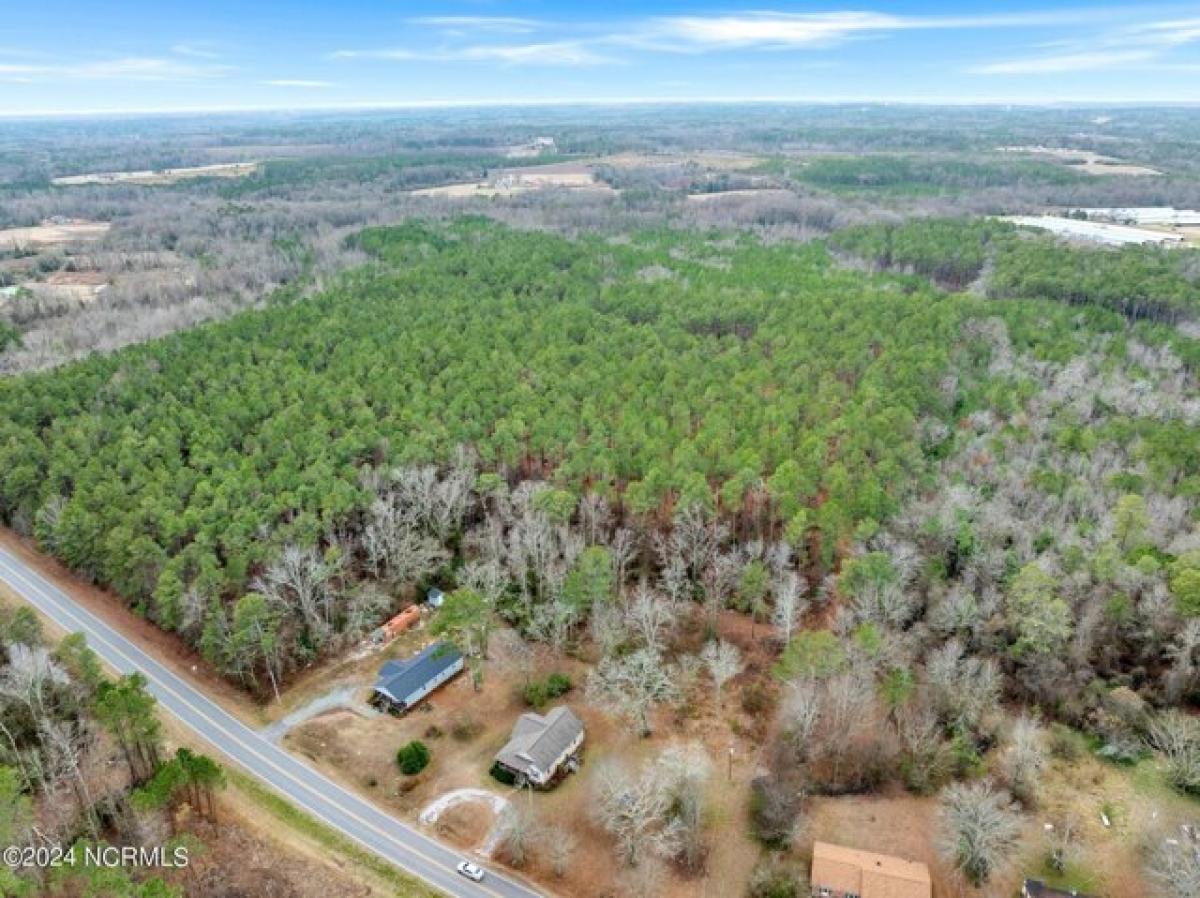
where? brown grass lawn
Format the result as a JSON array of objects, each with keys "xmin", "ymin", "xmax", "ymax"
[{"xmin": 281, "ymin": 611, "xmax": 781, "ymax": 898}]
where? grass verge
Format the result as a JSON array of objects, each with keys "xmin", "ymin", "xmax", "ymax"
[{"xmin": 227, "ymin": 768, "xmax": 445, "ymax": 898}]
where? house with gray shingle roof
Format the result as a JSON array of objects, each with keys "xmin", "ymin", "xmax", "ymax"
[
  {"xmin": 494, "ymin": 706, "xmax": 584, "ymax": 788},
  {"xmin": 370, "ymin": 641, "xmax": 463, "ymax": 714}
]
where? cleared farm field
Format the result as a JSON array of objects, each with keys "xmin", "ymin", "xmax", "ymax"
[
  {"xmin": 0, "ymin": 219, "xmax": 110, "ymax": 249},
  {"xmin": 1170, "ymin": 225, "xmax": 1200, "ymax": 246},
  {"xmin": 30, "ymin": 272, "xmax": 109, "ymax": 303},
  {"xmin": 411, "ymin": 162, "xmax": 616, "ymax": 197},
  {"xmin": 52, "ymin": 161, "xmax": 258, "ymax": 186},
  {"xmin": 686, "ymin": 188, "xmax": 794, "ymax": 202},
  {"xmin": 600, "ymin": 150, "xmax": 764, "ymax": 169},
  {"xmin": 997, "ymin": 145, "xmax": 1161, "ymax": 176},
  {"xmin": 1070, "ymin": 158, "xmax": 1162, "ymax": 176}
]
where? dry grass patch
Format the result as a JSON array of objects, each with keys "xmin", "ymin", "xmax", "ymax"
[
  {"xmin": 52, "ymin": 161, "xmax": 258, "ymax": 186},
  {"xmin": 0, "ymin": 220, "xmax": 110, "ymax": 249}
]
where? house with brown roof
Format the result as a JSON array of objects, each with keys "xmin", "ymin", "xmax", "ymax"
[{"xmin": 811, "ymin": 842, "xmax": 932, "ymax": 898}]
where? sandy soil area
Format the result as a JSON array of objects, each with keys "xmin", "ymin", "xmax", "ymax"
[
  {"xmin": 686, "ymin": 188, "xmax": 795, "ymax": 202},
  {"xmin": 1069, "ymin": 160, "xmax": 1162, "ymax": 176},
  {"xmin": 0, "ymin": 220, "xmax": 110, "ymax": 249},
  {"xmin": 412, "ymin": 162, "xmax": 616, "ymax": 198}
]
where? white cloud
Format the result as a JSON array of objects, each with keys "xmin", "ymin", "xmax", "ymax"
[
  {"xmin": 635, "ymin": 12, "xmax": 906, "ymax": 50},
  {"xmin": 333, "ymin": 7, "xmax": 1196, "ymax": 74},
  {"xmin": 970, "ymin": 49, "xmax": 1157, "ymax": 75},
  {"xmin": 171, "ymin": 43, "xmax": 221, "ymax": 59},
  {"xmin": 336, "ymin": 40, "xmax": 612, "ymax": 66},
  {"xmin": 1125, "ymin": 17, "xmax": 1200, "ymax": 47},
  {"xmin": 82, "ymin": 57, "xmax": 231, "ymax": 79},
  {"xmin": 613, "ymin": 8, "xmax": 1127, "ymax": 52},
  {"xmin": 971, "ymin": 13, "xmax": 1200, "ymax": 76},
  {"xmin": 346, "ymin": 8, "xmax": 1100, "ymax": 66},
  {"xmin": 0, "ymin": 56, "xmax": 231, "ymax": 81},
  {"xmin": 262, "ymin": 79, "xmax": 335, "ymax": 88},
  {"xmin": 406, "ymin": 16, "xmax": 543, "ymax": 34}
]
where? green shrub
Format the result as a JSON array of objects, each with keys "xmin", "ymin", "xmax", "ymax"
[
  {"xmin": 522, "ymin": 672, "xmax": 573, "ymax": 708},
  {"xmin": 547, "ymin": 672, "xmax": 572, "ymax": 695},
  {"xmin": 772, "ymin": 631, "xmax": 846, "ymax": 681},
  {"xmin": 748, "ymin": 857, "xmax": 807, "ymax": 898},
  {"xmin": 396, "ymin": 740, "xmax": 430, "ymax": 775},
  {"xmin": 0, "ymin": 320, "xmax": 19, "ymax": 354}
]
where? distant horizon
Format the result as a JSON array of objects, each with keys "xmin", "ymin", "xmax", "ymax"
[
  {"xmin": 4, "ymin": 95, "xmax": 1200, "ymax": 122},
  {"xmin": 3, "ymin": 1, "xmax": 1200, "ymax": 117}
]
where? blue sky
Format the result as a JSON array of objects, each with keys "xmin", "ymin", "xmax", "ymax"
[{"xmin": 1, "ymin": 1, "xmax": 1198, "ymax": 115}]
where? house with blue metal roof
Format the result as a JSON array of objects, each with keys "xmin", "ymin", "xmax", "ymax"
[{"xmin": 371, "ymin": 641, "xmax": 464, "ymax": 714}]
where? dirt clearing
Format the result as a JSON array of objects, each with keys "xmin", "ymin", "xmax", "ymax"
[
  {"xmin": 52, "ymin": 161, "xmax": 258, "ymax": 186},
  {"xmin": 0, "ymin": 219, "xmax": 110, "ymax": 249},
  {"xmin": 412, "ymin": 162, "xmax": 616, "ymax": 198},
  {"xmin": 686, "ymin": 188, "xmax": 795, "ymax": 202}
]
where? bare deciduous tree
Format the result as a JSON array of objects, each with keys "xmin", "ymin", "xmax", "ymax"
[
  {"xmin": 592, "ymin": 758, "xmax": 675, "ymax": 867},
  {"xmin": 590, "ymin": 599, "xmax": 628, "ymax": 659},
  {"xmin": 657, "ymin": 504, "xmax": 727, "ymax": 584},
  {"xmin": 701, "ymin": 639, "xmax": 742, "ymax": 707},
  {"xmin": 896, "ymin": 706, "xmax": 952, "ymax": 795},
  {"xmin": 591, "ymin": 744, "xmax": 710, "ymax": 869},
  {"xmin": 936, "ymin": 781, "xmax": 1022, "ymax": 886},
  {"xmin": 1145, "ymin": 824, "xmax": 1200, "ymax": 898},
  {"xmin": 927, "ymin": 639, "xmax": 1000, "ymax": 735},
  {"xmin": 496, "ymin": 801, "xmax": 541, "ymax": 869},
  {"xmin": 1150, "ymin": 711, "xmax": 1200, "ymax": 796},
  {"xmin": 547, "ymin": 831, "xmax": 577, "ymax": 879},
  {"xmin": 1002, "ymin": 715, "xmax": 1047, "ymax": 806},
  {"xmin": 361, "ymin": 499, "xmax": 446, "ymax": 585},
  {"xmin": 780, "ymin": 680, "xmax": 820, "ymax": 753},
  {"xmin": 1166, "ymin": 620, "xmax": 1200, "ymax": 703},
  {"xmin": 624, "ymin": 585, "xmax": 678, "ymax": 656},
  {"xmin": 587, "ymin": 648, "xmax": 679, "ymax": 737},
  {"xmin": 772, "ymin": 571, "xmax": 807, "ymax": 644},
  {"xmin": 253, "ymin": 544, "xmax": 341, "ymax": 648},
  {"xmin": 578, "ymin": 493, "xmax": 612, "ymax": 545}
]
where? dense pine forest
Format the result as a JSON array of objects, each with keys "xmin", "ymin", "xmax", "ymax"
[
  {"xmin": 832, "ymin": 218, "xmax": 1200, "ymax": 328},
  {"xmin": 1, "ymin": 218, "xmax": 1199, "ymax": 696},
  {"xmin": 5, "ymin": 207, "xmax": 1200, "ymax": 892},
  {"xmin": 0, "ymin": 218, "xmax": 964, "ymax": 634}
]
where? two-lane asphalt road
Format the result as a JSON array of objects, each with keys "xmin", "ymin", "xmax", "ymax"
[{"xmin": 0, "ymin": 546, "xmax": 541, "ymax": 898}]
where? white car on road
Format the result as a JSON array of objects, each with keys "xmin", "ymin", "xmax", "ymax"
[{"xmin": 456, "ymin": 860, "xmax": 486, "ymax": 882}]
